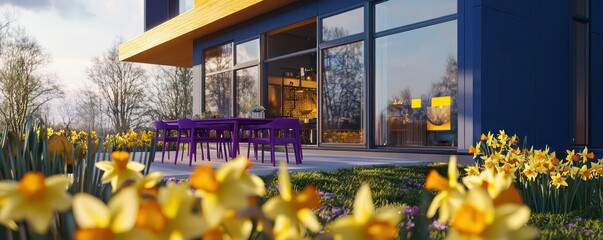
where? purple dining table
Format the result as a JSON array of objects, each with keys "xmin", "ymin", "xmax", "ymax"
[{"xmin": 165, "ymin": 118, "xmax": 273, "ymax": 158}]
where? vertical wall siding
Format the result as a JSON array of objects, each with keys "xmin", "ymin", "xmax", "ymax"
[
  {"xmin": 591, "ymin": 1, "xmax": 603, "ymax": 148},
  {"xmin": 145, "ymin": 0, "xmax": 169, "ymax": 31},
  {"xmin": 471, "ymin": 1, "xmax": 578, "ymax": 150}
]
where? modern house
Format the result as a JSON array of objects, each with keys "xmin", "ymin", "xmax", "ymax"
[{"xmin": 120, "ymin": 0, "xmax": 602, "ymax": 155}]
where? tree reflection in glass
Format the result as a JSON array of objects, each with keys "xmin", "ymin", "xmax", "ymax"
[
  {"xmin": 322, "ymin": 39, "xmax": 364, "ymax": 144},
  {"xmin": 236, "ymin": 66, "xmax": 259, "ymax": 117},
  {"xmin": 204, "ymin": 43, "xmax": 233, "ymax": 117}
]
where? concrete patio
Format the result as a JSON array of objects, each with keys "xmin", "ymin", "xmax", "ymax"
[{"xmin": 148, "ymin": 146, "xmax": 473, "ymax": 178}]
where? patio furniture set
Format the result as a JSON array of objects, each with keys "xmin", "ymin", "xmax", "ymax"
[{"xmin": 153, "ymin": 118, "xmax": 304, "ymax": 166}]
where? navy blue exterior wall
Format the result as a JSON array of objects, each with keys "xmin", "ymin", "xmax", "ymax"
[{"xmin": 145, "ymin": 0, "xmax": 169, "ymax": 31}]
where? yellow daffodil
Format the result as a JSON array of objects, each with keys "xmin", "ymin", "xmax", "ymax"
[
  {"xmin": 572, "ymin": 165, "xmax": 593, "ymax": 181},
  {"xmin": 190, "ymin": 156, "xmax": 265, "ymax": 228},
  {"xmin": 497, "ymin": 130, "xmax": 508, "ymax": 146},
  {"xmin": 566, "ymin": 149, "xmax": 578, "ymax": 163},
  {"xmin": 579, "ymin": 147, "xmax": 595, "ymax": 163},
  {"xmin": 96, "ymin": 151, "xmax": 144, "ymax": 191},
  {"xmin": 522, "ymin": 164, "xmax": 538, "ymax": 181},
  {"xmin": 464, "ymin": 164, "xmax": 480, "ymax": 176},
  {"xmin": 590, "ymin": 161, "xmax": 603, "ymax": 178},
  {"xmin": 462, "ymin": 168, "xmax": 512, "ymax": 199},
  {"xmin": 73, "ymin": 188, "xmax": 144, "ymax": 240},
  {"xmin": 0, "ymin": 172, "xmax": 71, "ymax": 234},
  {"xmin": 447, "ymin": 187, "xmax": 538, "ymax": 240},
  {"xmin": 425, "ymin": 156, "xmax": 466, "ymax": 222},
  {"xmin": 262, "ymin": 162, "xmax": 321, "ymax": 237},
  {"xmin": 550, "ymin": 172, "xmax": 568, "ymax": 188},
  {"xmin": 137, "ymin": 182, "xmax": 207, "ymax": 240},
  {"xmin": 328, "ymin": 184, "xmax": 402, "ymax": 240},
  {"xmin": 469, "ymin": 142, "xmax": 482, "ymax": 159}
]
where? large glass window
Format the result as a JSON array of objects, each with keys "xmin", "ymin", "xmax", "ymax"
[
  {"xmin": 374, "ymin": 0, "xmax": 457, "ymax": 147},
  {"xmin": 375, "ymin": 0, "xmax": 456, "ymax": 32},
  {"xmin": 236, "ymin": 39, "xmax": 260, "ymax": 65},
  {"xmin": 236, "ymin": 66, "xmax": 259, "ymax": 117},
  {"xmin": 204, "ymin": 43, "xmax": 233, "ymax": 116},
  {"xmin": 204, "ymin": 72, "xmax": 232, "ymax": 116},
  {"xmin": 267, "ymin": 20, "xmax": 316, "ymax": 59},
  {"xmin": 322, "ymin": 41, "xmax": 365, "ymax": 144},
  {"xmin": 322, "ymin": 7, "xmax": 364, "ymax": 42}
]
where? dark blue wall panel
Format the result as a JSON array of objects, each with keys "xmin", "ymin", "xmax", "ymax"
[
  {"xmin": 532, "ymin": 0, "xmax": 571, "ymax": 149},
  {"xmin": 145, "ymin": 0, "xmax": 169, "ymax": 31},
  {"xmin": 591, "ymin": 33, "xmax": 603, "ymax": 148},
  {"xmin": 477, "ymin": 0, "xmax": 534, "ymax": 20},
  {"xmin": 593, "ymin": 0, "xmax": 603, "ymax": 35},
  {"xmin": 479, "ymin": 6, "xmax": 537, "ymax": 147}
]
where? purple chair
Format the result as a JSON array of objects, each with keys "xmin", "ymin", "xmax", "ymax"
[
  {"xmin": 153, "ymin": 120, "xmax": 178, "ymax": 163},
  {"xmin": 175, "ymin": 119, "xmax": 233, "ymax": 166},
  {"xmin": 243, "ymin": 119, "xmax": 303, "ymax": 166}
]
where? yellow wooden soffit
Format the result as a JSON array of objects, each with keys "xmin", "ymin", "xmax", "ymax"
[{"xmin": 119, "ymin": 0, "xmax": 296, "ymax": 67}]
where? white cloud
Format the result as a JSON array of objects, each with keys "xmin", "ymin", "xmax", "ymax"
[{"xmin": 0, "ymin": 0, "xmax": 94, "ymax": 19}]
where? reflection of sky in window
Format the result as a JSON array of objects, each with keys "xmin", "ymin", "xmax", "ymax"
[
  {"xmin": 179, "ymin": 0, "xmax": 194, "ymax": 14},
  {"xmin": 322, "ymin": 7, "xmax": 364, "ymax": 41},
  {"xmin": 236, "ymin": 39, "xmax": 259, "ymax": 64},
  {"xmin": 376, "ymin": 20, "xmax": 457, "ymax": 99},
  {"xmin": 376, "ymin": 0, "xmax": 456, "ymax": 32}
]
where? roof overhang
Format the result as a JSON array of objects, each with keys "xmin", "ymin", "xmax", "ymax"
[{"xmin": 119, "ymin": 0, "xmax": 296, "ymax": 67}]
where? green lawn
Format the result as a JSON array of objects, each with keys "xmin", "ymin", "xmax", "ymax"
[{"xmin": 261, "ymin": 164, "xmax": 603, "ymax": 239}]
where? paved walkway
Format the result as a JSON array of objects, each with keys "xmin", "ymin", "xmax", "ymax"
[{"xmin": 149, "ymin": 146, "xmax": 473, "ymax": 178}]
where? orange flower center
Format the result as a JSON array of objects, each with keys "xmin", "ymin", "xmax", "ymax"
[
  {"xmin": 551, "ymin": 158, "xmax": 560, "ymax": 165},
  {"xmin": 203, "ymin": 227, "xmax": 225, "ymax": 240},
  {"xmin": 468, "ymin": 146, "xmax": 476, "ymax": 154},
  {"xmin": 493, "ymin": 186, "xmax": 523, "ymax": 206},
  {"xmin": 583, "ymin": 171, "xmax": 592, "ymax": 178},
  {"xmin": 19, "ymin": 172, "xmax": 46, "ymax": 200},
  {"xmin": 451, "ymin": 204, "xmax": 486, "ymax": 236},
  {"xmin": 74, "ymin": 228, "xmax": 115, "ymax": 240},
  {"xmin": 292, "ymin": 185, "xmax": 321, "ymax": 211},
  {"xmin": 424, "ymin": 170, "xmax": 450, "ymax": 191},
  {"xmin": 190, "ymin": 165, "xmax": 219, "ymax": 193},
  {"xmin": 111, "ymin": 151, "xmax": 130, "ymax": 170},
  {"xmin": 364, "ymin": 219, "xmax": 397, "ymax": 240},
  {"xmin": 571, "ymin": 155, "xmax": 579, "ymax": 161},
  {"xmin": 586, "ymin": 152, "xmax": 595, "ymax": 159},
  {"xmin": 480, "ymin": 134, "xmax": 487, "ymax": 141},
  {"xmin": 135, "ymin": 199, "xmax": 167, "ymax": 233}
]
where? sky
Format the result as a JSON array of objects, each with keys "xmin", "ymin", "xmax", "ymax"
[{"xmin": 0, "ymin": 0, "xmax": 144, "ymax": 92}]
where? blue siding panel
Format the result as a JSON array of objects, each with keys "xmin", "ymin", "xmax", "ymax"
[
  {"xmin": 479, "ymin": 0, "xmax": 534, "ymax": 19},
  {"xmin": 145, "ymin": 0, "xmax": 169, "ymax": 31},
  {"xmin": 593, "ymin": 0, "xmax": 603, "ymax": 35},
  {"xmin": 591, "ymin": 33, "xmax": 603, "ymax": 147},
  {"xmin": 532, "ymin": 0, "xmax": 571, "ymax": 149},
  {"xmin": 479, "ymin": 7, "xmax": 537, "ymax": 147}
]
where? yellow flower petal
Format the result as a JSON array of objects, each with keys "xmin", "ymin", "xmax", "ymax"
[
  {"xmin": 109, "ymin": 187, "xmax": 138, "ymax": 233},
  {"xmin": 73, "ymin": 193, "xmax": 110, "ymax": 229},
  {"xmin": 279, "ymin": 162, "xmax": 292, "ymax": 201},
  {"xmin": 296, "ymin": 208, "xmax": 321, "ymax": 232},
  {"xmin": 126, "ymin": 162, "xmax": 146, "ymax": 172},
  {"xmin": 353, "ymin": 184, "xmax": 374, "ymax": 224}
]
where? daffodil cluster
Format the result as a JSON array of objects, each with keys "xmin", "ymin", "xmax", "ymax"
[
  {"xmin": 425, "ymin": 156, "xmax": 539, "ymax": 239},
  {"xmin": 468, "ymin": 130, "xmax": 603, "ymax": 213}
]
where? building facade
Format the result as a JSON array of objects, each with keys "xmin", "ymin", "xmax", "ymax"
[{"xmin": 121, "ymin": 0, "xmax": 603, "ymax": 154}]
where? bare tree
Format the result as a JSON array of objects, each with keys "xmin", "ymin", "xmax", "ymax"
[
  {"xmin": 54, "ymin": 97, "xmax": 78, "ymax": 131},
  {"xmin": 87, "ymin": 38, "xmax": 147, "ymax": 133},
  {"xmin": 147, "ymin": 66, "xmax": 192, "ymax": 120},
  {"xmin": 0, "ymin": 28, "xmax": 63, "ymax": 132},
  {"xmin": 73, "ymin": 88, "xmax": 105, "ymax": 133}
]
